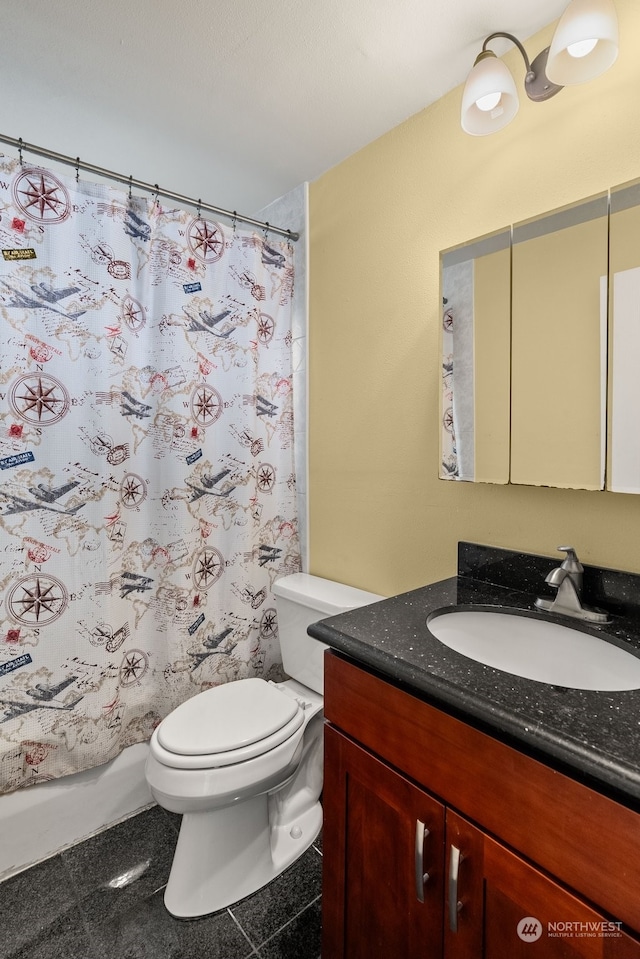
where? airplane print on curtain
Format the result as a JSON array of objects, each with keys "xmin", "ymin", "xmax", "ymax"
[{"xmin": 0, "ymin": 154, "xmax": 300, "ymax": 794}]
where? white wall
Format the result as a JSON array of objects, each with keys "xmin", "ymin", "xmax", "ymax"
[{"xmin": 256, "ymin": 184, "xmax": 310, "ymax": 570}]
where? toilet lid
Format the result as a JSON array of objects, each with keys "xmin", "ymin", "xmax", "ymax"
[{"xmin": 157, "ymin": 678, "xmax": 302, "ymax": 756}]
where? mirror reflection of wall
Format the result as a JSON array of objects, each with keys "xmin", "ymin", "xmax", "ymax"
[
  {"xmin": 510, "ymin": 195, "xmax": 608, "ymax": 491},
  {"xmin": 609, "ymin": 179, "xmax": 640, "ymax": 494},
  {"xmin": 438, "ymin": 184, "xmax": 640, "ymax": 494},
  {"xmin": 440, "ymin": 229, "xmax": 510, "ymax": 484}
]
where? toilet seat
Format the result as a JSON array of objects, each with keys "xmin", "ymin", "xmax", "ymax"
[{"xmin": 152, "ymin": 678, "xmax": 305, "ymax": 770}]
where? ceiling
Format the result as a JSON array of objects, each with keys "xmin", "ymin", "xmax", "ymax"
[{"xmin": 3, "ymin": 0, "xmax": 570, "ymax": 213}]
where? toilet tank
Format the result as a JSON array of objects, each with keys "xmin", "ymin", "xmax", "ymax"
[{"xmin": 272, "ymin": 573, "xmax": 384, "ymax": 694}]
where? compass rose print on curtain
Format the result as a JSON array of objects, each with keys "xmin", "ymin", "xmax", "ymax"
[{"xmin": 0, "ymin": 155, "xmax": 300, "ymax": 793}]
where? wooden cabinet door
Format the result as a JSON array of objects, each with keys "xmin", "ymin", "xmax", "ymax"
[
  {"xmin": 323, "ymin": 725, "xmax": 445, "ymax": 959},
  {"xmin": 445, "ymin": 810, "xmax": 640, "ymax": 959}
]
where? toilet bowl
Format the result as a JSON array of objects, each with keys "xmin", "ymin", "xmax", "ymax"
[{"xmin": 145, "ymin": 573, "xmax": 383, "ymax": 918}]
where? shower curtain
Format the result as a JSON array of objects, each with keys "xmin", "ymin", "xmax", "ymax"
[{"xmin": 0, "ymin": 155, "xmax": 301, "ymax": 794}]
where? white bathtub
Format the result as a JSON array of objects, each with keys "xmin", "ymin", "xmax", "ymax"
[{"xmin": 0, "ymin": 742, "xmax": 153, "ymax": 881}]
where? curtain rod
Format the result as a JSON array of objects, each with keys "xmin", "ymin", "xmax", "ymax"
[{"xmin": 0, "ymin": 134, "xmax": 299, "ymax": 242}]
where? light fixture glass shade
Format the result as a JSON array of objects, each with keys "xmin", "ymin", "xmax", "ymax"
[
  {"xmin": 546, "ymin": 0, "xmax": 618, "ymax": 85},
  {"xmin": 461, "ymin": 53, "xmax": 519, "ymax": 135}
]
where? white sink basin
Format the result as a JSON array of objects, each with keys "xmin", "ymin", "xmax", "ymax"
[{"xmin": 427, "ymin": 609, "xmax": 640, "ymax": 691}]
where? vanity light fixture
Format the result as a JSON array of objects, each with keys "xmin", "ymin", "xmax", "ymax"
[{"xmin": 461, "ymin": 0, "xmax": 619, "ymax": 135}]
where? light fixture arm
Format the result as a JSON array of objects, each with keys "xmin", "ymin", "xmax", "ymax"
[
  {"xmin": 479, "ymin": 31, "xmax": 563, "ymax": 102},
  {"xmin": 481, "ymin": 32, "xmax": 535, "ymax": 81}
]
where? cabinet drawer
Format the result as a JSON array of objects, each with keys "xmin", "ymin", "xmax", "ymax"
[{"xmin": 324, "ymin": 651, "xmax": 640, "ymax": 933}]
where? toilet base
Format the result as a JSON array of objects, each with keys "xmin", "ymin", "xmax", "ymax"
[{"xmin": 164, "ymin": 793, "xmax": 322, "ymax": 918}]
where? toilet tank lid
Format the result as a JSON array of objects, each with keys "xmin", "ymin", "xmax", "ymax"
[{"xmin": 272, "ymin": 572, "xmax": 384, "ymax": 616}]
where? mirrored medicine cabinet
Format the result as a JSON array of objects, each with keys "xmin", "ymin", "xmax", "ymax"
[{"xmin": 440, "ymin": 177, "xmax": 640, "ymax": 493}]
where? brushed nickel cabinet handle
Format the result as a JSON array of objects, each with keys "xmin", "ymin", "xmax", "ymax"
[
  {"xmin": 414, "ymin": 819, "xmax": 430, "ymax": 902},
  {"xmin": 448, "ymin": 844, "xmax": 463, "ymax": 931}
]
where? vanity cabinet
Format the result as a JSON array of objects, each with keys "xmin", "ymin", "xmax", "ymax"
[
  {"xmin": 323, "ymin": 726, "xmax": 444, "ymax": 957},
  {"xmin": 322, "ymin": 652, "xmax": 640, "ymax": 958}
]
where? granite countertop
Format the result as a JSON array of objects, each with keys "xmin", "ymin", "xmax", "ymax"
[{"xmin": 308, "ymin": 543, "xmax": 640, "ymax": 810}]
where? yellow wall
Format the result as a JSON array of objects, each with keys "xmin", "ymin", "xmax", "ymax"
[{"xmin": 308, "ymin": 0, "xmax": 640, "ymax": 595}]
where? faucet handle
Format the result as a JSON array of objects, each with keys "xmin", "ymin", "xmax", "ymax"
[
  {"xmin": 556, "ymin": 547, "xmax": 584, "ymax": 597},
  {"xmin": 556, "ymin": 546, "xmax": 583, "ymax": 572}
]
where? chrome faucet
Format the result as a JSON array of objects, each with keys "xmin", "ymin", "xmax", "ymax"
[{"xmin": 535, "ymin": 546, "xmax": 611, "ymax": 625}]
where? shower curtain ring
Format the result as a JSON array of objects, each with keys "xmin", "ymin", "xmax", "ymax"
[
  {"xmin": 17, "ymin": 137, "xmax": 23, "ymax": 167},
  {"xmin": 196, "ymin": 199, "xmax": 201, "ymax": 218},
  {"xmin": 263, "ymin": 221, "xmax": 270, "ymax": 242},
  {"xmin": 128, "ymin": 175, "xmax": 133, "ymax": 200},
  {"xmin": 75, "ymin": 157, "xmax": 80, "ymax": 183},
  {"xmin": 232, "ymin": 211, "xmax": 237, "ymax": 233}
]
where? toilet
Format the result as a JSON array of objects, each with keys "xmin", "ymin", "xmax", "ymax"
[{"xmin": 145, "ymin": 572, "xmax": 383, "ymax": 918}]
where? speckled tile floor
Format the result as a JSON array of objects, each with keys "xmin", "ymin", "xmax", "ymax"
[{"xmin": 0, "ymin": 805, "xmax": 322, "ymax": 959}]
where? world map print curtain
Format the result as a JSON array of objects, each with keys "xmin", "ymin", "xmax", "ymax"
[{"xmin": 0, "ymin": 155, "xmax": 300, "ymax": 793}]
